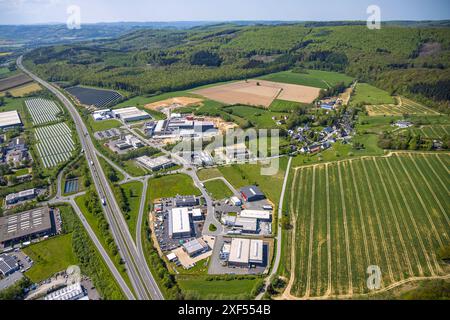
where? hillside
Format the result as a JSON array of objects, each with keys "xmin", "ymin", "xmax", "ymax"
[{"xmin": 24, "ymin": 23, "xmax": 450, "ymax": 112}]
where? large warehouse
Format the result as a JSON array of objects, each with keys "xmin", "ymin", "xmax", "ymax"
[
  {"xmin": 0, "ymin": 207, "xmax": 54, "ymax": 249},
  {"xmin": 112, "ymin": 107, "xmax": 151, "ymax": 123},
  {"xmin": 168, "ymin": 207, "xmax": 192, "ymax": 239},
  {"xmin": 0, "ymin": 110, "xmax": 22, "ymax": 130},
  {"xmin": 240, "ymin": 186, "xmax": 266, "ymax": 202},
  {"xmin": 228, "ymin": 238, "xmax": 264, "ymax": 267}
]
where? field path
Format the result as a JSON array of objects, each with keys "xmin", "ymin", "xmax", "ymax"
[
  {"xmin": 337, "ymin": 163, "xmax": 353, "ymax": 295},
  {"xmin": 361, "ymin": 159, "xmax": 396, "ymax": 283},
  {"xmin": 384, "ymin": 158, "xmax": 434, "ymax": 276},
  {"xmin": 325, "ymin": 165, "xmax": 332, "ymax": 296},
  {"xmin": 396, "ymin": 155, "xmax": 444, "ymax": 247},
  {"xmin": 372, "ymin": 158, "xmax": 413, "ymax": 277},
  {"xmin": 304, "ymin": 167, "xmax": 317, "ymax": 298},
  {"xmin": 409, "ymin": 154, "xmax": 450, "ymax": 230}
]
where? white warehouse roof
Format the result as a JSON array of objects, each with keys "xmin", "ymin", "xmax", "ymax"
[
  {"xmin": 170, "ymin": 207, "xmax": 191, "ymax": 235},
  {"xmin": 112, "ymin": 107, "xmax": 150, "ymax": 121},
  {"xmin": 229, "ymin": 238, "xmax": 250, "ymax": 265},
  {"xmin": 0, "ymin": 111, "xmax": 22, "ymax": 128},
  {"xmin": 240, "ymin": 210, "xmax": 271, "ymax": 220},
  {"xmin": 249, "ymin": 239, "xmax": 263, "ymax": 264}
]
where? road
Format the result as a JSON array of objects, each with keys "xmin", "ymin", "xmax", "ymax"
[
  {"xmin": 18, "ymin": 56, "xmax": 164, "ymax": 300},
  {"xmin": 256, "ymin": 156, "xmax": 292, "ymax": 300}
]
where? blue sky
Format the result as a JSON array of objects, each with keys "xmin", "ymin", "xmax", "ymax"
[{"xmin": 0, "ymin": 0, "xmax": 449, "ymax": 24}]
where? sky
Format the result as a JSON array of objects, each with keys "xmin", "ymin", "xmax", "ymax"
[{"xmin": 0, "ymin": 0, "xmax": 449, "ymax": 25}]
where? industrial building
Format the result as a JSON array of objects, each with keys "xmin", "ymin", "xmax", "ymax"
[
  {"xmin": 151, "ymin": 118, "xmax": 217, "ymax": 139},
  {"xmin": 228, "ymin": 238, "xmax": 264, "ymax": 268},
  {"xmin": 240, "ymin": 186, "xmax": 266, "ymax": 202},
  {"xmin": 112, "ymin": 107, "xmax": 151, "ymax": 123},
  {"xmin": 234, "ymin": 217, "xmax": 258, "ymax": 234},
  {"xmin": 125, "ymin": 135, "xmax": 144, "ymax": 148},
  {"xmin": 175, "ymin": 195, "xmax": 199, "ymax": 208},
  {"xmin": 0, "ymin": 111, "xmax": 22, "ymax": 130},
  {"xmin": 0, "ymin": 207, "xmax": 54, "ymax": 249},
  {"xmin": 44, "ymin": 283, "xmax": 89, "ymax": 301},
  {"xmin": 182, "ymin": 238, "xmax": 209, "ymax": 258},
  {"xmin": 136, "ymin": 155, "xmax": 175, "ymax": 171},
  {"xmin": 0, "ymin": 254, "xmax": 19, "ymax": 276},
  {"xmin": 168, "ymin": 207, "xmax": 193, "ymax": 239},
  {"xmin": 5, "ymin": 188, "xmax": 37, "ymax": 206},
  {"xmin": 239, "ymin": 210, "xmax": 271, "ymax": 221},
  {"xmin": 92, "ymin": 109, "xmax": 113, "ymax": 121}
]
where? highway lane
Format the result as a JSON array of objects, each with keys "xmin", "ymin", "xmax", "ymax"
[{"xmin": 18, "ymin": 56, "xmax": 164, "ymax": 300}]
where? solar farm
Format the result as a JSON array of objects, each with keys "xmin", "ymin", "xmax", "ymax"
[
  {"xmin": 25, "ymin": 98, "xmax": 62, "ymax": 125},
  {"xmin": 284, "ymin": 153, "xmax": 450, "ymax": 299},
  {"xmin": 66, "ymin": 86, "xmax": 123, "ymax": 109},
  {"xmin": 34, "ymin": 122, "xmax": 75, "ymax": 168}
]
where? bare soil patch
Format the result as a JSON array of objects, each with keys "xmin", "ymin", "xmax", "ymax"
[{"xmin": 144, "ymin": 96, "xmax": 204, "ymax": 111}]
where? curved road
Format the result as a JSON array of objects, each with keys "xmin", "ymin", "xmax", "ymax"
[{"xmin": 18, "ymin": 56, "xmax": 163, "ymax": 300}]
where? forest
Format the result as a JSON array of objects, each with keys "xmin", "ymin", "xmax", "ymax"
[{"xmin": 23, "ymin": 23, "xmax": 450, "ymax": 112}]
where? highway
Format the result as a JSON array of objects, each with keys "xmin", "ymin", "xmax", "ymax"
[{"xmin": 17, "ymin": 56, "xmax": 164, "ymax": 300}]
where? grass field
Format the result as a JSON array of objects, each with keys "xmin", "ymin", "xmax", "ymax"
[
  {"xmin": 218, "ymin": 157, "xmax": 289, "ymax": 204},
  {"xmin": 224, "ymin": 105, "xmax": 287, "ymax": 128},
  {"xmin": 269, "ymin": 99, "xmax": 308, "ymax": 112},
  {"xmin": 204, "ymin": 179, "xmax": 234, "ymax": 200},
  {"xmin": 284, "ymin": 153, "xmax": 450, "ymax": 298},
  {"xmin": 259, "ymin": 70, "xmax": 354, "ymax": 89},
  {"xmin": 366, "ymin": 97, "xmax": 439, "ymax": 116},
  {"xmin": 177, "ymin": 276, "xmax": 262, "ymax": 300},
  {"xmin": 146, "ymin": 174, "xmax": 201, "ymax": 204},
  {"xmin": 0, "ymin": 83, "xmax": 42, "ymax": 97},
  {"xmin": 23, "ymin": 234, "xmax": 77, "ymax": 283},
  {"xmin": 197, "ymin": 168, "xmax": 223, "ymax": 181},
  {"xmin": 88, "ymin": 118, "xmax": 122, "ymax": 132},
  {"xmin": 119, "ymin": 181, "xmax": 143, "ymax": 240},
  {"xmin": 351, "ymin": 83, "xmax": 396, "ymax": 106}
]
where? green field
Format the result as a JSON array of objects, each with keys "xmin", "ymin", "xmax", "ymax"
[
  {"xmin": 23, "ymin": 234, "xmax": 78, "ymax": 283},
  {"xmin": 366, "ymin": 97, "xmax": 439, "ymax": 116},
  {"xmin": 146, "ymin": 173, "xmax": 201, "ymax": 204},
  {"xmin": 269, "ymin": 99, "xmax": 307, "ymax": 112},
  {"xmin": 88, "ymin": 118, "xmax": 122, "ymax": 132},
  {"xmin": 204, "ymin": 179, "xmax": 234, "ymax": 200},
  {"xmin": 197, "ymin": 168, "xmax": 223, "ymax": 181},
  {"xmin": 224, "ymin": 105, "xmax": 287, "ymax": 128},
  {"xmin": 218, "ymin": 157, "xmax": 289, "ymax": 205},
  {"xmin": 178, "ymin": 276, "xmax": 262, "ymax": 300},
  {"xmin": 259, "ymin": 70, "xmax": 354, "ymax": 89},
  {"xmin": 119, "ymin": 181, "xmax": 143, "ymax": 240},
  {"xmin": 284, "ymin": 153, "xmax": 450, "ymax": 298},
  {"xmin": 405, "ymin": 125, "xmax": 450, "ymax": 139},
  {"xmin": 351, "ymin": 83, "xmax": 396, "ymax": 106}
]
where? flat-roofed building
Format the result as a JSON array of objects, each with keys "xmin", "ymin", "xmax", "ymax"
[
  {"xmin": 5, "ymin": 188, "xmax": 37, "ymax": 205},
  {"xmin": 239, "ymin": 210, "xmax": 271, "ymax": 221},
  {"xmin": 136, "ymin": 156, "xmax": 175, "ymax": 171},
  {"xmin": 235, "ymin": 217, "xmax": 258, "ymax": 234},
  {"xmin": 175, "ymin": 195, "xmax": 199, "ymax": 208},
  {"xmin": 240, "ymin": 186, "xmax": 265, "ymax": 202},
  {"xmin": 112, "ymin": 107, "xmax": 151, "ymax": 123},
  {"xmin": 190, "ymin": 208, "xmax": 203, "ymax": 221},
  {"xmin": 169, "ymin": 207, "xmax": 192, "ymax": 239},
  {"xmin": 0, "ymin": 111, "xmax": 22, "ymax": 130},
  {"xmin": 0, "ymin": 254, "xmax": 19, "ymax": 276},
  {"xmin": 182, "ymin": 238, "xmax": 209, "ymax": 257},
  {"xmin": 228, "ymin": 238, "xmax": 264, "ymax": 267},
  {"xmin": 44, "ymin": 283, "xmax": 88, "ymax": 301},
  {"xmin": 0, "ymin": 207, "xmax": 54, "ymax": 248}
]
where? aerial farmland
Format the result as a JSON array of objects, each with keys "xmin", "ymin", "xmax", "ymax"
[{"xmin": 283, "ymin": 153, "xmax": 449, "ymax": 299}]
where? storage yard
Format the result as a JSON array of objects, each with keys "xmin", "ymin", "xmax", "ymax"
[
  {"xmin": 25, "ymin": 98, "xmax": 61, "ymax": 125},
  {"xmin": 192, "ymin": 79, "xmax": 321, "ymax": 107},
  {"xmin": 34, "ymin": 123, "xmax": 75, "ymax": 168},
  {"xmin": 66, "ymin": 86, "xmax": 122, "ymax": 109}
]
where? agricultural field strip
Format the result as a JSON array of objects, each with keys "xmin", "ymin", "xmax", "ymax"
[
  {"xmin": 288, "ymin": 153, "xmax": 449, "ymax": 298},
  {"xmin": 25, "ymin": 98, "xmax": 61, "ymax": 125},
  {"xmin": 34, "ymin": 122, "xmax": 75, "ymax": 168}
]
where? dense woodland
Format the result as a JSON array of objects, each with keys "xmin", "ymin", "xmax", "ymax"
[{"xmin": 24, "ymin": 23, "xmax": 450, "ymax": 112}]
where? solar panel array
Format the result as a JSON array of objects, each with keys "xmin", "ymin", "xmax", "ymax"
[
  {"xmin": 66, "ymin": 86, "xmax": 122, "ymax": 109},
  {"xmin": 35, "ymin": 123, "xmax": 75, "ymax": 168},
  {"xmin": 25, "ymin": 98, "xmax": 61, "ymax": 125}
]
